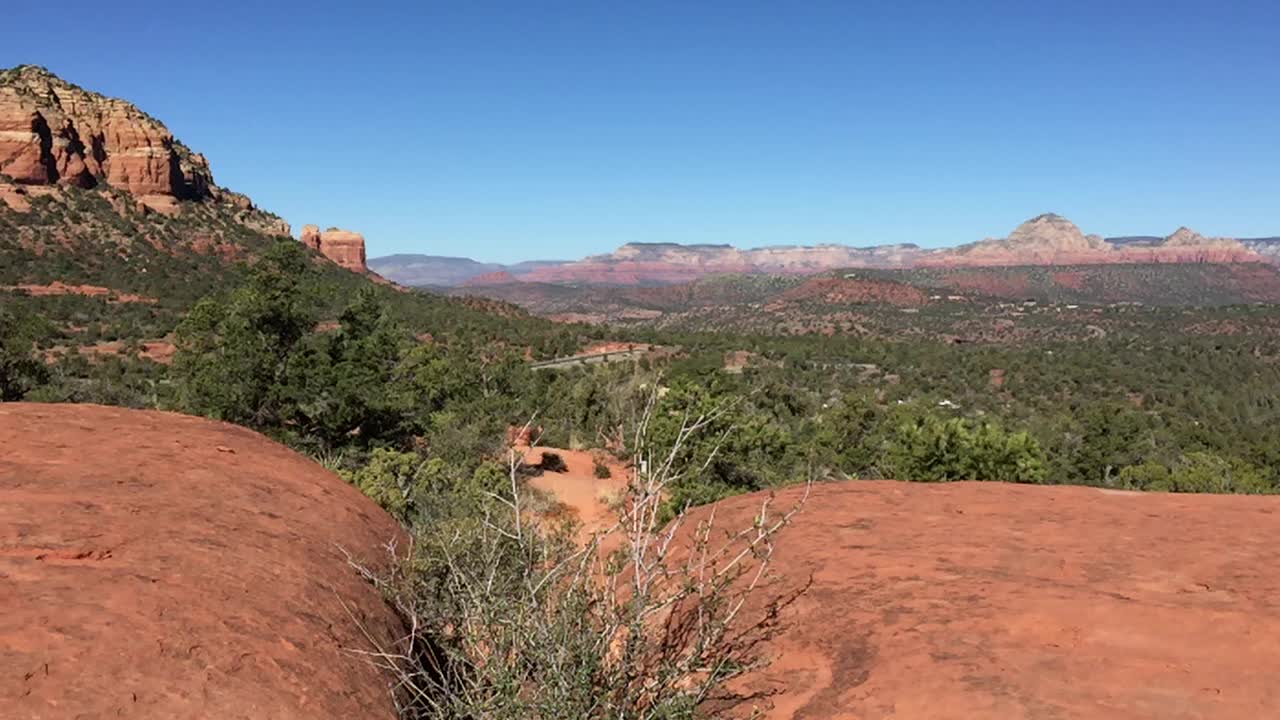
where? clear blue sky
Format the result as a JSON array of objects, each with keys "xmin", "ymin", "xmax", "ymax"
[{"xmin": 4, "ymin": 1, "xmax": 1278, "ymax": 261}]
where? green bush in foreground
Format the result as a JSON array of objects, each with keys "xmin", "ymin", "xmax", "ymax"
[{"xmin": 347, "ymin": 395, "xmax": 808, "ymax": 719}]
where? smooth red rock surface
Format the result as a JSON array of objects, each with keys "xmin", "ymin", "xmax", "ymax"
[
  {"xmin": 678, "ymin": 481, "xmax": 1280, "ymax": 719},
  {"xmin": 0, "ymin": 404, "xmax": 404, "ymax": 719}
]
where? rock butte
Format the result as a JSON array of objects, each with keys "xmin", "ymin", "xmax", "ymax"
[
  {"xmin": 673, "ymin": 481, "xmax": 1280, "ymax": 720},
  {"xmin": 300, "ymin": 224, "xmax": 369, "ymax": 273},
  {"xmin": 0, "ymin": 404, "xmax": 403, "ymax": 719}
]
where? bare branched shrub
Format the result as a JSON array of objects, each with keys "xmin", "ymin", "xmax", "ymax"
[{"xmin": 345, "ymin": 393, "xmax": 809, "ymax": 719}]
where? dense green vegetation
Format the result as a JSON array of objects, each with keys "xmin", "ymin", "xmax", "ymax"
[{"xmin": 6, "ymin": 229, "xmax": 1280, "ymax": 504}]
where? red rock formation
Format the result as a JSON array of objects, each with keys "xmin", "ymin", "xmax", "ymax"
[
  {"xmin": 0, "ymin": 403, "xmax": 403, "ymax": 719},
  {"xmin": 299, "ymin": 224, "xmax": 369, "ymax": 273},
  {"xmin": 320, "ymin": 229, "xmax": 367, "ymax": 271},
  {"xmin": 0, "ymin": 65, "xmax": 212, "ymax": 201},
  {"xmin": 0, "ymin": 65, "xmax": 293, "ymax": 235},
  {"xmin": 300, "ymin": 223, "xmax": 323, "ymax": 252},
  {"xmin": 0, "ymin": 182, "xmax": 30, "ymax": 211},
  {"xmin": 514, "ymin": 243, "xmax": 922, "ymax": 285}
]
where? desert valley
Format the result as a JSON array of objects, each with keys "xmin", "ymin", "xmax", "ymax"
[{"xmin": 3, "ymin": 15, "xmax": 1280, "ymax": 719}]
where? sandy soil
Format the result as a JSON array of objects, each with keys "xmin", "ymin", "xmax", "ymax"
[{"xmin": 521, "ymin": 445, "xmax": 628, "ymax": 537}]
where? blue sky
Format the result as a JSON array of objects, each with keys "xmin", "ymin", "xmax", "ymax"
[{"xmin": 4, "ymin": 1, "xmax": 1278, "ymax": 261}]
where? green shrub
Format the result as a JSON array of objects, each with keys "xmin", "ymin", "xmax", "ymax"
[
  {"xmin": 1120, "ymin": 452, "xmax": 1273, "ymax": 494},
  {"xmin": 882, "ymin": 414, "xmax": 1048, "ymax": 484},
  {"xmin": 353, "ymin": 400, "xmax": 807, "ymax": 719},
  {"xmin": 539, "ymin": 451, "xmax": 568, "ymax": 473},
  {"xmin": 592, "ymin": 458, "xmax": 612, "ymax": 479},
  {"xmin": 342, "ymin": 448, "xmax": 422, "ymax": 522},
  {"xmin": 0, "ymin": 308, "xmax": 50, "ymax": 400}
]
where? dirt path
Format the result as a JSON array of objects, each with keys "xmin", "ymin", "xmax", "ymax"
[{"xmin": 521, "ymin": 445, "xmax": 628, "ymax": 536}]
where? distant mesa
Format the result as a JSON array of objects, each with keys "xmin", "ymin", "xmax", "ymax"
[
  {"xmin": 300, "ymin": 224, "xmax": 368, "ymax": 273},
  {"xmin": 930, "ymin": 215, "xmax": 1259, "ymax": 267},
  {"xmin": 373, "ymin": 214, "xmax": 1271, "ymax": 289}
]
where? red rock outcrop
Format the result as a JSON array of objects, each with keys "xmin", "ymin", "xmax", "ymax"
[
  {"xmin": 0, "ymin": 181, "xmax": 30, "ymax": 210},
  {"xmin": 0, "ymin": 403, "xmax": 403, "ymax": 719},
  {"xmin": 0, "ymin": 65, "xmax": 293, "ymax": 232},
  {"xmin": 0, "ymin": 65, "xmax": 212, "ymax": 201},
  {"xmin": 672, "ymin": 481, "xmax": 1280, "ymax": 719},
  {"xmin": 300, "ymin": 224, "xmax": 369, "ymax": 273},
  {"xmin": 300, "ymin": 223, "xmax": 323, "ymax": 251}
]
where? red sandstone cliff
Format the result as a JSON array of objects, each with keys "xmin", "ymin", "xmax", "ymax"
[
  {"xmin": 0, "ymin": 65, "xmax": 289, "ymax": 235},
  {"xmin": 0, "ymin": 65, "xmax": 213, "ymax": 211},
  {"xmin": 300, "ymin": 224, "xmax": 369, "ymax": 273}
]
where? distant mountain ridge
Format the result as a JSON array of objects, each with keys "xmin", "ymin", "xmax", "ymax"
[{"xmin": 372, "ymin": 214, "xmax": 1275, "ymax": 288}]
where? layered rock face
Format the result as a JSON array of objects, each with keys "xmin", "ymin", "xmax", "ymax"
[
  {"xmin": 301, "ymin": 224, "xmax": 368, "ymax": 272},
  {"xmin": 0, "ymin": 65, "xmax": 212, "ymax": 209},
  {"xmin": 0, "ymin": 64, "xmax": 294, "ymax": 233}
]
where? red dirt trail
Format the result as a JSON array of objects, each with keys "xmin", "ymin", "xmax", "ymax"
[
  {"xmin": 0, "ymin": 403, "xmax": 404, "ymax": 719},
  {"xmin": 521, "ymin": 445, "xmax": 628, "ymax": 537}
]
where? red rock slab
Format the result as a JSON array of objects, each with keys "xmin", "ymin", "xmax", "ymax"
[
  {"xmin": 688, "ymin": 480, "xmax": 1280, "ymax": 719},
  {"xmin": 0, "ymin": 403, "xmax": 404, "ymax": 719}
]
